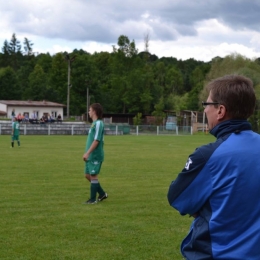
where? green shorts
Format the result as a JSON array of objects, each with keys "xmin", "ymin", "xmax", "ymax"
[
  {"xmin": 11, "ymin": 135, "xmax": 19, "ymax": 141},
  {"xmin": 85, "ymin": 161, "xmax": 103, "ymax": 175}
]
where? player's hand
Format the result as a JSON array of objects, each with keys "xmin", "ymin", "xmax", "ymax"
[{"xmin": 83, "ymin": 153, "xmax": 89, "ymax": 161}]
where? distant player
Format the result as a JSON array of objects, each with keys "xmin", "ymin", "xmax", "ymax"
[
  {"xmin": 82, "ymin": 103, "xmax": 108, "ymax": 204},
  {"xmin": 11, "ymin": 117, "xmax": 20, "ymax": 148}
]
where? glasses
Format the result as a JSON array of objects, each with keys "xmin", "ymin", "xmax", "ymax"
[{"xmin": 202, "ymin": 101, "xmax": 219, "ymax": 108}]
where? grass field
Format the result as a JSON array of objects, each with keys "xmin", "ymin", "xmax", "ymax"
[{"xmin": 0, "ymin": 134, "xmax": 214, "ymax": 260}]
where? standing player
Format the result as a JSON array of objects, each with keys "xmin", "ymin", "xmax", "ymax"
[
  {"xmin": 11, "ymin": 117, "xmax": 20, "ymax": 148},
  {"xmin": 83, "ymin": 103, "xmax": 108, "ymax": 204}
]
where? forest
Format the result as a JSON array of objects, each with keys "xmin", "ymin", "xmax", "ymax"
[{"xmin": 1, "ymin": 33, "xmax": 260, "ymax": 130}]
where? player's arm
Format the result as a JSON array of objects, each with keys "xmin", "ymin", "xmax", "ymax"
[{"xmin": 83, "ymin": 140, "xmax": 99, "ymax": 161}]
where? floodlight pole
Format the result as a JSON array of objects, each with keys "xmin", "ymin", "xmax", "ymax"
[{"xmin": 67, "ymin": 60, "xmax": 71, "ymax": 118}]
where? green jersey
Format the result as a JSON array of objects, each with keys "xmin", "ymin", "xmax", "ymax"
[
  {"xmin": 85, "ymin": 120, "xmax": 104, "ymax": 161},
  {"xmin": 12, "ymin": 121, "xmax": 20, "ymax": 136}
]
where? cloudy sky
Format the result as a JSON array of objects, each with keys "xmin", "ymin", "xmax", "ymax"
[{"xmin": 1, "ymin": 0, "xmax": 260, "ymax": 62}]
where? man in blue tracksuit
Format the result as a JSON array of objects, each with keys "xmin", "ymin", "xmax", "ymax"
[{"xmin": 168, "ymin": 75, "xmax": 260, "ymax": 259}]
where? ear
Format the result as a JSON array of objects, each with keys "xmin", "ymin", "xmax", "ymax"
[{"xmin": 217, "ymin": 105, "xmax": 227, "ymax": 120}]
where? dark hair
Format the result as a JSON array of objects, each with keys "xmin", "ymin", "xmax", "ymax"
[
  {"xmin": 90, "ymin": 103, "xmax": 103, "ymax": 119},
  {"xmin": 207, "ymin": 75, "xmax": 256, "ymax": 119}
]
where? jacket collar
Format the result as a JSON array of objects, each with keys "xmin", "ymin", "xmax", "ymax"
[{"xmin": 210, "ymin": 120, "xmax": 252, "ymax": 139}]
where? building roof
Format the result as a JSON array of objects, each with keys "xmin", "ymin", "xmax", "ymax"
[{"xmin": 0, "ymin": 100, "xmax": 65, "ymax": 107}]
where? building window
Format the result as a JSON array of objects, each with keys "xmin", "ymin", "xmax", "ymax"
[
  {"xmin": 52, "ymin": 111, "xmax": 57, "ymax": 118},
  {"xmin": 32, "ymin": 111, "xmax": 39, "ymax": 119}
]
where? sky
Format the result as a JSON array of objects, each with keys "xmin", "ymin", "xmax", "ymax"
[{"xmin": 1, "ymin": 0, "xmax": 260, "ymax": 62}]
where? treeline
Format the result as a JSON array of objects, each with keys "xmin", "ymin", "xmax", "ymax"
[{"xmin": 1, "ymin": 33, "xmax": 260, "ymax": 125}]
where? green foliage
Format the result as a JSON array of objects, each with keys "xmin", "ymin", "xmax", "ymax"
[
  {"xmin": 199, "ymin": 53, "xmax": 260, "ymax": 128},
  {"xmin": 165, "ymin": 67, "xmax": 184, "ymax": 95},
  {"xmin": 49, "ymin": 52, "xmax": 67, "ymax": 103},
  {"xmin": 2, "ymin": 34, "xmax": 260, "ymax": 117},
  {"xmin": 0, "ymin": 66, "xmax": 20, "ymax": 99},
  {"xmin": 0, "ymin": 134, "xmax": 215, "ymax": 260},
  {"xmin": 113, "ymin": 35, "xmax": 138, "ymax": 58},
  {"xmin": 23, "ymin": 37, "xmax": 34, "ymax": 56},
  {"xmin": 133, "ymin": 112, "xmax": 142, "ymax": 125},
  {"xmin": 24, "ymin": 64, "xmax": 47, "ymax": 100},
  {"xmin": 152, "ymin": 97, "xmax": 166, "ymax": 125},
  {"xmin": 169, "ymin": 93, "xmax": 189, "ymax": 112}
]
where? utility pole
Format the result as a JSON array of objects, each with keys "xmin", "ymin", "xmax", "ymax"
[
  {"xmin": 86, "ymin": 87, "xmax": 89, "ymax": 122},
  {"xmin": 65, "ymin": 54, "xmax": 76, "ymax": 118},
  {"xmin": 85, "ymin": 79, "xmax": 91, "ymax": 122}
]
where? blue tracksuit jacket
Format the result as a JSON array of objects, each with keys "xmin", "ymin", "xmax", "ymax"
[{"xmin": 168, "ymin": 120, "xmax": 260, "ymax": 260}]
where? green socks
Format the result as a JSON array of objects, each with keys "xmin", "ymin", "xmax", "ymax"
[
  {"xmin": 90, "ymin": 180, "xmax": 105, "ymax": 200},
  {"xmin": 97, "ymin": 183, "xmax": 105, "ymax": 196}
]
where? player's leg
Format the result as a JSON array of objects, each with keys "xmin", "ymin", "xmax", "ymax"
[
  {"xmin": 17, "ymin": 135, "xmax": 20, "ymax": 147},
  {"xmin": 11, "ymin": 135, "xmax": 14, "ymax": 148},
  {"xmin": 90, "ymin": 162, "xmax": 107, "ymax": 202},
  {"xmin": 85, "ymin": 161, "xmax": 107, "ymax": 203},
  {"xmin": 90, "ymin": 174, "xmax": 107, "ymax": 202},
  {"xmin": 85, "ymin": 173, "xmax": 91, "ymax": 182},
  {"xmin": 84, "ymin": 162, "xmax": 97, "ymax": 204}
]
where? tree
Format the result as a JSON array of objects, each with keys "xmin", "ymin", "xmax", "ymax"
[
  {"xmin": 0, "ymin": 66, "xmax": 20, "ymax": 99},
  {"xmin": 200, "ymin": 53, "xmax": 260, "ymax": 102},
  {"xmin": 111, "ymin": 35, "xmax": 141, "ymax": 113},
  {"xmin": 68, "ymin": 51, "xmax": 94, "ymax": 115},
  {"xmin": 24, "ymin": 64, "xmax": 47, "ymax": 100},
  {"xmin": 186, "ymin": 66, "xmax": 207, "ymax": 110},
  {"xmin": 165, "ymin": 67, "xmax": 184, "ymax": 96},
  {"xmin": 133, "ymin": 113, "xmax": 142, "ymax": 125},
  {"xmin": 17, "ymin": 59, "xmax": 36, "ymax": 99},
  {"xmin": 8, "ymin": 33, "xmax": 22, "ymax": 70},
  {"xmin": 91, "ymin": 51, "xmax": 114, "ymax": 113},
  {"xmin": 35, "ymin": 53, "xmax": 52, "ymax": 74},
  {"xmin": 113, "ymin": 35, "xmax": 138, "ymax": 58},
  {"xmin": 8, "ymin": 33, "xmax": 21, "ymax": 54},
  {"xmin": 199, "ymin": 53, "xmax": 260, "ymax": 132},
  {"xmin": 49, "ymin": 52, "xmax": 67, "ymax": 103},
  {"xmin": 152, "ymin": 96, "xmax": 166, "ymax": 125},
  {"xmin": 23, "ymin": 38, "xmax": 34, "ymax": 56},
  {"xmin": 0, "ymin": 40, "xmax": 10, "ymax": 67}
]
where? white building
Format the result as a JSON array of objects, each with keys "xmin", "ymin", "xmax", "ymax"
[{"xmin": 0, "ymin": 100, "xmax": 65, "ymax": 120}]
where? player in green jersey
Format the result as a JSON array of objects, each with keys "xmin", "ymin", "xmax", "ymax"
[
  {"xmin": 11, "ymin": 117, "xmax": 20, "ymax": 148},
  {"xmin": 83, "ymin": 103, "xmax": 108, "ymax": 204}
]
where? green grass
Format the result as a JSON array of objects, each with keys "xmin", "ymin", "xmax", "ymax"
[{"xmin": 0, "ymin": 134, "xmax": 214, "ymax": 260}]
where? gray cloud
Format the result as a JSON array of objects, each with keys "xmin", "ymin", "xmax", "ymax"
[{"xmin": 1, "ymin": 0, "xmax": 260, "ymax": 59}]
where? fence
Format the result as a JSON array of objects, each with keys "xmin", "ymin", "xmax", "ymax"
[
  {"xmin": 0, "ymin": 122, "xmax": 88, "ymax": 135},
  {"xmin": 129, "ymin": 125, "xmax": 192, "ymax": 135},
  {"xmin": 0, "ymin": 122, "xmax": 193, "ymax": 136}
]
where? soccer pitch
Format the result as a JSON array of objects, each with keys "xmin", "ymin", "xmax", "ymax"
[{"xmin": 0, "ymin": 134, "xmax": 214, "ymax": 260}]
